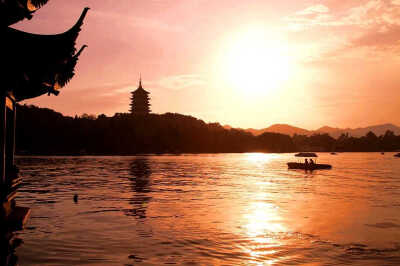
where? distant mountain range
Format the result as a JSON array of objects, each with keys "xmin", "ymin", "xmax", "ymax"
[{"xmin": 224, "ymin": 123, "xmax": 400, "ymax": 139}]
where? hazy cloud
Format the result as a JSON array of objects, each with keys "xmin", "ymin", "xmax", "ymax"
[
  {"xmin": 287, "ymin": 0, "xmax": 400, "ymax": 62},
  {"xmin": 286, "ymin": 0, "xmax": 400, "ymax": 29},
  {"xmin": 100, "ymin": 85, "xmax": 137, "ymax": 97},
  {"xmin": 285, "ymin": 4, "xmax": 332, "ymax": 31},
  {"xmin": 351, "ymin": 26, "xmax": 400, "ymax": 49},
  {"xmin": 157, "ymin": 74, "xmax": 207, "ymax": 90},
  {"xmin": 296, "ymin": 4, "xmax": 330, "ymax": 15}
]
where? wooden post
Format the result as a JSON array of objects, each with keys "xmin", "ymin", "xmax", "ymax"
[
  {"xmin": 0, "ymin": 96, "xmax": 6, "ymax": 186},
  {"xmin": 12, "ymin": 98, "xmax": 15, "ymax": 167},
  {"xmin": 5, "ymin": 95, "xmax": 15, "ymax": 171}
]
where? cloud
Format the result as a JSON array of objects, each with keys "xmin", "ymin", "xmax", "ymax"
[
  {"xmin": 296, "ymin": 4, "xmax": 330, "ymax": 15},
  {"xmin": 99, "ymin": 74, "xmax": 207, "ymax": 98},
  {"xmin": 344, "ymin": 1, "xmax": 400, "ymax": 51},
  {"xmin": 287, "ymin": 0, "xmax": 400, "ymax": 61},
  {"xmin": 284, "ymin": 4, "xmax": 333, "ymax": 31},
  {"xmin": 157, "ymin": 74, "xmax": 207, "ymax": 90},
  {"xmin": 286, "ymin": 0, "xmax": 400, "ymax": 30},
  {"xmin": 100, "ymin": 85, "xmax": 137, "ymax": 97},
  {"xmin": 351, "ymin": 25, "xmax": 400, "ymax": 49}
]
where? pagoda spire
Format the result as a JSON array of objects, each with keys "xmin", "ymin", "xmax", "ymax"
[{"xmin": 139, "ymin": 74, "xmax": 142, "ymax": 88}]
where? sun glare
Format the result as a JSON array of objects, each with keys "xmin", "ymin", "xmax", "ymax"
[
  {"xmin": 244, "ymin": 202, "xmax": 286, "ymax": 237},
  {"xmin": 220, "ymin": 27, "xmax": 293, "ymax": 96},
  {"xmin": 246, "ymin": 153, "xmax": 276, "ymax": 164}
]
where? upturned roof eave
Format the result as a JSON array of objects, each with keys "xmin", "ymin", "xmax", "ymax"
[{"xmin": 1, "ymin": 7, "xmax": 90, "ymax": 101}]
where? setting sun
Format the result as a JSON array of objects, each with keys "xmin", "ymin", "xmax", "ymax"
[{"xmin": 220, "ymin": 27, "xmax": 293, "ymax": 95}]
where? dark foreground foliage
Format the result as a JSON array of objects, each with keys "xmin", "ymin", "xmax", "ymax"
[{"xmin": 15, "ymin": 104, "xmax": 400, "ymax": 155}]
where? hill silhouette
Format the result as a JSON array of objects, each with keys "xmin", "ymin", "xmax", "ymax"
[
  {"xmin": 228, "ymin": 123, "xmax": 400, "ymax": 139},
  {"xmin": 316, "ymin": 124, "xmax": 400, "ymax": 138},
  {"xmin": 15, "ymin": 104, "xmax": 400, "ymax": 155},
  {"xmin": 245, "ymin": 124, "xmax": 310, "ymax": 136}
]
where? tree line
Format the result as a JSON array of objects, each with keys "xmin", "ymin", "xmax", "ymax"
[{"xmin": 15, "ymin": 104, "xmax": 400, "ymax": 155}]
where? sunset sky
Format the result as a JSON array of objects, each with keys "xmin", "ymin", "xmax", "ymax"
[{"xmin": 14, "ymin": 0, "xmax": 400, "ymax": 129}]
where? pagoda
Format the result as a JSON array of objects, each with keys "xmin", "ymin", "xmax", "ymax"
[
  {"xmin": 0, "ymin": 0, "xmax": 88, "ymax": 235},
  {"xmin": 130, "ymin": 77, "xmax": 151, "ymax": 115}
]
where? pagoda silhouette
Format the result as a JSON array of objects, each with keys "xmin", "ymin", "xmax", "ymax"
[{"xmin": 130, "ymin": 76, "xmax": 151, "ymax": 115}]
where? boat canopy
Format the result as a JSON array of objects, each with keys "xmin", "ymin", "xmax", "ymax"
[{"xmin": 295, "ymin": 152, "xmax": 318, "ymax": 157}]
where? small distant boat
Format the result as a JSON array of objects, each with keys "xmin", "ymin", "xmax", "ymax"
[
  {"xmin": 288, "ymin": 152, "xmax": 332, "ymax": 170},
  {"xmin": 395, "ymin": 153, "xmax": 400, "ymax": 158},
  {"xmin": 381, "ymin": 152, "xmax": 385, "ymax": 155},
  {"xmin": 330, "ymin": 152, "xmax": 337, "ymax": 155}
]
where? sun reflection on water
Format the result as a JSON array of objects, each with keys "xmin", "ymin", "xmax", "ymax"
[
  {"xmin": 246, "ymin": 153, "xmax": 277, "ymax": 164},
  {"xmin": 242, "ymin": 200, "xmax": 287, "ymax": 264},
  {"xmin": 244, "ymin": 202, "xmax": 286, "ymax": 237}
]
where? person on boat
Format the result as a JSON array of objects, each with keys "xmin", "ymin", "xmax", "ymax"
[
  {"xmin": 304, "ymin": 159, "xmax": 309, "ymax": 169},
  {"xmin": 309, "ymin": 159, "xmax": 315, "ymax": 169}
]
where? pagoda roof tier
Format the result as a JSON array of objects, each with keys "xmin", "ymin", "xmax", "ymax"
[
  {"xmin": 1, "ymin": 0, "xmax": 50, "ymax": 27},
  {"xmin": 1, "ymin": 7, "xmax": 89, "ymax": 101},
  {"xmin": 130, "ymin": 102, "xmax": 151, "ymax": 106},
  {"xmin": 132, "ymin": 87, "xmax": 150, "ymax": 95}
]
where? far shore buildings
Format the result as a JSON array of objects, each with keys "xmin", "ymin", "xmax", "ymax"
[{"xmin": 130, "ymin": 77, "xmax": 151, "ymax": 115}]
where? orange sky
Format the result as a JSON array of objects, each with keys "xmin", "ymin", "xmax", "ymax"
[{"xmin": 14, "ymin": 0, "xmax": 400, "ymax": 129}]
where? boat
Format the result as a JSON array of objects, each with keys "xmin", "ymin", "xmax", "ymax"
[
  {"xmin": 287, "ymin": 162, "xmax": 332, "ymax": 170},
  {"xmin": 288, "ymin": 152, "xmax": 332, "ymax": 170},
  {"xmin": 395, "ymin": 153, "xmax": 400, "ymax": 157},
  {"xmin": 330, "ymin": 152, "xmax": 337, "ymax": 155}
]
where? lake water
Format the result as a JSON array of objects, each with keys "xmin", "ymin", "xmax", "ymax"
[{"xmin": 12, "ymin": 153, "xmax": 400, "ymax": 265}]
